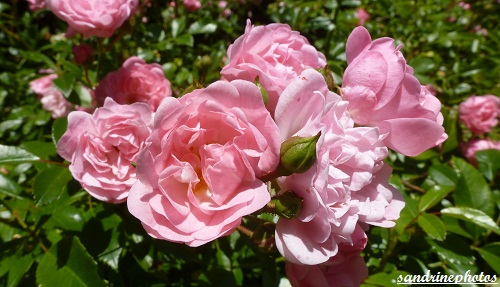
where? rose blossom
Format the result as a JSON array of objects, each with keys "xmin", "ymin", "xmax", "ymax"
[
  {"xmin": 274, "ymin": 69, "xmax": 404, "ymax": 265},
  {"xmin": 355, "ymin": 8, "xmax": 370, "ymax": 26},
  {"xmin": 27, "ymin": 0, "xmax": 46, "ymax": 11},
  {"xmin": 341, "ymin": 26, "xmax": 447, "ymax": 156},
  {"xmin": 57, "ymin": 98, "xmax": 153, "ymax": 203},
  {"xmin": 221, "ymin": 19, "xmax": 327, "ymax": 116},
  {"xmin": 286, "ymin": 225, "xmax": 368, "ymax": 287},
  {"xmin": 29, "ymin": 74, "xmax": 72, "ymax": 118},
  {"xmin": 459, "ymin": 95, "xmax": 500, "ymax": 135},
  {"xmin": 46, "ymin": 0, "xmax": 138, "ymax": 38},
  {"xmin": 461, "ymin": 139, "xmax": 500, "ymax": 166},
  {"xmin": 95, "ymin": 56, "xmax": 172, "ymax": 111},
  {"xmin": 183, "ymin": 0, "xmax": 201, "ymax": 11},
  {"xmin": 127, "ymin": 80, "xmax": 280, "ymax": 247}
]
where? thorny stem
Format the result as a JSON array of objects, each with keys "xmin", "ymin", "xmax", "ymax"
[
  {"xmin": 236, "ymin": 225, "xmax": 254, "ymax": 238},
  {"xmin": 38, "ymin": 159, "xmax": 69, "ymax": 167}
]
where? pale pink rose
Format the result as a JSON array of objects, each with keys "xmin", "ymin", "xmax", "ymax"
[
  {"xmin": 57, "ymin": 98, "xmax": 153, "ymax": 203},
  {"xmin": 29, "ymin": 74, "xmax": 72, "ymax": 118},
  {"xmin": 95, "ymin": 56, "xmax": 172, "ymax": 112},
  {"xmin": 221, "ymin": 19, "xmax": 327, "ymax": 116},
  {"xmin": 459, "ymin": 95, "xmax": 500, "ymax": 135},
  {"xmin": 127, "ymin": 80, "xmax": 280, "ymax": 247},
  {"xmin": 72, "ymin": 43, "xmax": 94, "ymax": 64},
  {"xmin": 461, "ymin": 139, "xmax": 500, "ymax": 166},
  {"xmin": 27, "ymin": 0, "xmax": 46, "ymax": 11},
  {"xmin": 182, "ymin": 0, "xmax": 201, "ymax": 11},
  {"xmin": 46, "ymin": 0, "xmax": 138, "ymax": 38},
  {"xmin": 355, "ymin": 8, "xmax": 370, "ymax": 26},
  {"xmin": 274, "ymin": 69, "xmax": 404, "ymax": 265},
  {"xmin": 341, "ymin": 26, "xmax": 447, "ymax": 156}
]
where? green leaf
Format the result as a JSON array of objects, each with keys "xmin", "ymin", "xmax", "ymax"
[
  {"xmin": 21, "ymin": 141, "xmax": 57, "ymax": 160},
  {"xmin": 53, "ymin": 73, "xmax": 76, "ymax": 98},
  {"xmin": 171, "ymin": 18, "xmax": 185, "ymax": 38},
  {"xmin": 362, "ymin": 270, "xmax": 412, "ymax": 287},
  {"xmin": 73, "ymin": 83, "xmax": 93, "ymax": 108},
  {"xmin": 452, "ymin": 157, "xmax": 494, "ymax": 217},
  {"xmin": 428, "ymin": 164, "xmax": 458, "ymax": 186},
  {"xmin": 0, "ymin": 174, "xmax": 23, "ymax": 199},
  {"xmin": 173, "ymin": 34, "xmax": 194, "ymax": 47},
  {"xmin": 36, "ymin": 236, "xmax": 106, "ymax": 287},
  {"xmin": 34, "ymin": 166, "xmax": 73, "ymax": 205},
  {"xmin": 441, "ymin": 207, "xmax": 500, "ymax": 235},
  {"xmin": 426, "ymin": 235, "xmax": 476, "ymax": 269},
  {"xmin": 419, "ymin": 185, "xmax": 454, "ymax": 212},
  {"xmin": 6, "ymin": 254, "xmax": 34, "ymax": 287},
  {"xmin": 0, "ymin": 144, "xmax": 40, "ymax": 165},
  {"xmin": 417, "ymin": 213, "xmax": 446, "ymax": 241},
  {"xmin": 188, "ymin": 21, "xmax": 217, "ymax": 34},
  {"xmin": 475, "ymin": 149, "xmax": 500, "ymax": 182},
  {"xmin": 52, "ymin": 117, "xmax": 68, "ymax": 146},
  {"xmin": 473, "ymin": 243, "xmax": 500, "ymax": 274},
  {"xmin": 50, "ymin": 205, "xmax": 85, "ymax": 232},
  {"xmin": 441, "ymin": 109, "xmax": 458, "ymax": 153}
]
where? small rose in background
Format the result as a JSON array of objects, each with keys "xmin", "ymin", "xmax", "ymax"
[
  {"xmin": 72, "ymin": 44, "xmax": 94, "ymax": 65},
  {"xmin": 26, "ymin": 0, "xmax": 46, "ymax": 11},
  {"xmin": 46, "ymin": 0, "xmax": 139, "ymax": 38},
  {"xmin": 57, "ymin": 98, "xmax": 153, "ymax": 203},
  {"xmin": 95, "ymin": 56, "xmax": 172, "ymax": 111},
  {"xmin": 459, "ymin": 95, "xmax": 499, "ymax": 135},
  {"xmin": 341, "ymin": 26, "xmax": 447, "ymax": 156},
  {"xmin": 29, "ymin": 74, "xmax": 72, "ymax": 118},
  {"xmin": 458, "ymin": 1, "xmax": 471, "ymax": 10},
  {"xmin": 355, "ymin": 8, "xmax": 370, "ymax": 26},
  {"xmin": 182, "ymin": 0, "xmax": 201, "ymax": 11},
  {"xmin": 127, "ymin": 80, "xmax": 280, "ymax": 247},
  {"xmin": 461, "ymin": 138, "xmax": 500, "ymax": 166},
  {"xmin": 221, "ymin": 20, "xmax": 326, "ymax": 116}
]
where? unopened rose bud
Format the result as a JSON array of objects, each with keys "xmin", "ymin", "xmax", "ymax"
[
  {"xmin": 272, "ymin": 192, "xmax": 303, "ymax": 220},
  {"xmin": 252, "ymin": 222, "xmax": 276, "ymax": 253},
  {"xmin": 280, "ymin": 132, "xmax": 320, "ymax": 175},
  {"xmin": 317, "ymin": 65, "xmax": 335, "ymax": 91},
  {"xmin": 72, "ymin": 44, "xmax": 94, "ymax": 65},
  {"xmin": 254, "ymin": 76, "xmax": 269, "ymax": 105}
]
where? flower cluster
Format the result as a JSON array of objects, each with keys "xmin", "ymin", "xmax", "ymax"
[{"xmin": 53, "ymin": 20, "xmax": 447, "ymax": 286}]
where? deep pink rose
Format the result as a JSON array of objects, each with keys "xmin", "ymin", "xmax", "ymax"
[
  {"xmin": 95, "ymin": 57, "xmax": 172, "ymax": 111},
  {"xmin": 46, "ymin": 0, "xmax": 138, "ymax": 38},
  {"xmin": 461, "ymin": 139, "xmax": 500, "ymax": 166},
  {"xmin": 72, "ymin": 43, "xmax": 94, "ymax": 65},
  {"xmin": 221, "ymin": 20, "xmax": 327, "ymax": 116},
  {"xmin": 127, "ymin": 80, "xmax": 280, "ymax": 247},
  {"xmin": 182, "ymin": 0, "xmax": 201, "ymax": 11},
  {"xmin": 29, "ymin": 74, "xmax": 72, "ymax": 118},
  {"xmin": 57, "ymin": 98, "xmax": 153, "ymax": 203},
  {"xmin": 355, "ymin": 8, "xmax": 370, "ymax": 26},
  {"xmin": 459, "ymin": 95, "xmax": 500, "ymax": 135},
  {"xmin": 274, "ymin": 69, "xmax": 404, "ymax": 265},
  {"xmin": 342, "ymin": 26, "xmax": 447, "ymax": 156},
  {"xmin": 27, "ymin": 0, "xmax": 46, "ymax": 11}
]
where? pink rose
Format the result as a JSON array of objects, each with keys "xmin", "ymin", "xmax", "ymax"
[
  {"xmin": 72, "ymin": 43, "xmax": 94, "ymax": 65},
  {"xmin": 95, "ymin": 57, "xmax": 172, "ymax": 112},
  {"xmin": 182, "ymin": 0, "xmax": 201, "ymax": 11},
  {"xmin": 127, "ymin": 80, "xmax": 280, "ymax": 247},
  {"xmin": 27, "ymin": 0, "xmax": 46, "ymax": 11},
  {"xmin": 274, "ymin": 69, "xmax": 404, "ymax": 265},
  {"xmin": 221, "ymin": 20, "xmax": 327, "ymax": 116},
  {"xmin": 56, "ymin": 98, "xmax": 153, "ymax": 203},
  {"xmin": 46, "ymin": 0, "xmax": 138, "ymax": 38},
  {"xmin": 29, "ymin": 74, "xmax": 72, "ymax": 118},
  {"xmin": 355, "ymin": 8, "xmax": 370, "ymax": 26},
  {"xmin": 461, "ymin": 139, "xmax": 500, "ymax": 166},
  {"xmin": 342, "ymin": 26, "xmax": 447, "ymax": 156},
  {"xmin": 459, "ymin": 95, "xmax": 500, "ymax": 135}
]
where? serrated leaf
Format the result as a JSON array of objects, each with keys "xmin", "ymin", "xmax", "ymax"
[
  {"xmin": 6, "ymin": 254, "xmax": 34, "ymax": 287},
  {"xmin": 52, "ymin": 117, "xmax": 68, "ymax": 146},
  {"xmin": 0, "ymin": 174, "xmax": 23, "ymax": 199},
  {"xmin": 441, "ymin": 207, "xmax": 500, "ymax": 235},
  {"xmin": 452, "ymin": 157, "xmax": 494, "ymax": 217},
  {"xmin": 53, "ymin": 73, "xmax": 75, "ymax": 98},
  {"xmin": 417, "ymin": 213, "xmax": 446, "ymax": 241},
  {"xmin": 428, "ymin": 164, "xmax": 458, "ymax": 186},
  {"xmin": 36, "ymin": 236, "xmax": 106, "ymax": 287},
  {"xmin": 475, "ymin": 149, "xmax": 500, "ymax": 182},
  {"xmin": 34, "ymin": 166, "xmax": 73, "ymax": 204},
  {"xmin": 426, "ymin": 235, "xmax": 476, "ymax": 268},
  {"xmin": 0, "ymin": 144, "xmax": 40, "ymax": 165},
  {"xmin": 73, "ymin": 83, "xmax": 93, "ymax": 108},
  {"xmin": 419, "ymin": 185, "xmax": 454, "ymax": 212},
  {"xmin": 474, "ymin": 243, "xmax": 500, "ymax": 274}
]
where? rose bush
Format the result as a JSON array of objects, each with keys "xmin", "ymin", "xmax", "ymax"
[
  {"xmin": 341, "ymin": 26, "xmax": 447, "ymax": 156},
  {"xmin": 29, "ymin": 73, "xmax": 72, "ymax": 118},
  {"xmin": 221, "ymin": 20, "xmax": 327, "ymax": 115},
  {"xmin": 127, "ymin": 79, "xmax": 281, "ymax": 247},
  {"xmin": 57, "ymin": 98, "xmax": 153, "ymax": 203},
  {"xmin": 459, "ymin": 95, "xmax": 500, "ymax": 135},
  {"xmin": 46, "ymin": 0, "xmax": 139, "ymax": 38},
  {"xmin": 95, "ymin": 56, "xmax": 172, "ymax": 111}
]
